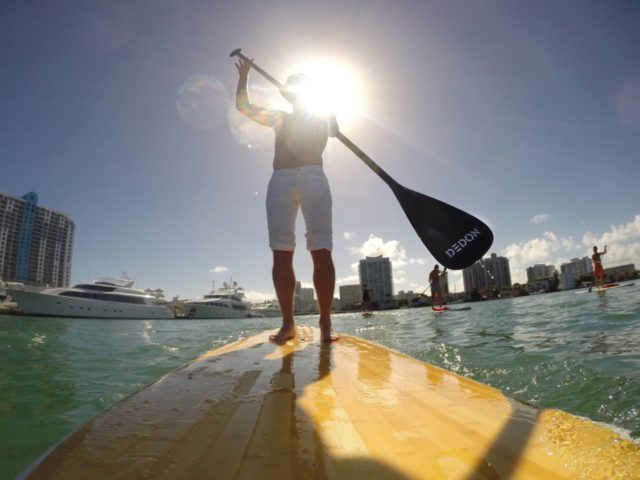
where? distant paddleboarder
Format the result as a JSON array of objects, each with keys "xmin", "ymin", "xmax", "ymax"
[
  {"xmin": 361, "ymin": 284, "xmax": 372, "ymax": 313},
  {"xmin": 235, "ymin": 57, "xmax": 339, "ymax": 343},
  {"xmin": 429, "ymin": 265, "xmax": 447, "ymax": 307},
  {"xmin": 591, "ymin": 245, "xmax": 607, "ymax": 289}
]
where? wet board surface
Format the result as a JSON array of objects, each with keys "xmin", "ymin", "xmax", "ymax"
[{"xmin": 21, "ymin": 327, "xmax": 640, "ymax": 480}]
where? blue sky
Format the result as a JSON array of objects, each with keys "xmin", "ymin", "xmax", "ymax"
[{"xmin": 2, "ymin": 1, "xmax": 639, "ymax": 301}]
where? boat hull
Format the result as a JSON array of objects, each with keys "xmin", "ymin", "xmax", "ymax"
[
  {"xmin": 182, "ymin": 303, "xmax": 252, "ymax": 319},
  {"xmin": 7, "ymin": 290, "xmax": 173, "ymax": 319}
]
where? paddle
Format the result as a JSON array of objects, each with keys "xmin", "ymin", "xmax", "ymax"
[
  {"xmin": 230, "ymin": 49, "xmax": 493, "ymax": 269},
  {"xmin": 411, "ymin": 284, "xmax": 431, "ymax": 303}
]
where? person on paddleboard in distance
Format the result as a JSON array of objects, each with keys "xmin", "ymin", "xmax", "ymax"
[
  {"xmin": 591, "ymin": 245, "xmax": 607, "ymax": 289},
  {"xmin": 235, "ymin": 56, "xmax": 339, "ymax": 343},
  {"xmin": 429, "ymin": 265, "xmax": 447, "ymax": 308},
  {"xmin": 361, "ymin": 284, "xmax": 372, "ymax": 313}
]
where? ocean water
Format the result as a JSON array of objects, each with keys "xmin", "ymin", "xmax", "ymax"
[{"xmin": 1, "ymin": 285, "xmax": 639, "ymax": 479}]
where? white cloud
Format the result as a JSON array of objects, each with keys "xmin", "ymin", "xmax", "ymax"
[
  {"xmin": 504, "ymin": 231, "xmax": 575, "ymax": 283},
  {"xmin": 211, "ymin": 266, "xmax": 228, "ymax": 273},
  {"xmin": 505, "ymin": 231, "xmax": 570, "ymax": 263},
  {"xmin": 243, "ymin": 290, "xmax": 276, "ymax": 303},
  {"xmin": 348, "ymin": 234, "xmax": 429, "ymax": 288},
  {"xmin": 336, "ymin": 273, "xmax": 359, "ymax": 286},
  {"xmin": 582, "ymin": 214, "xmax": 640, "ymax": 246},
  {"xmin": 351, "ymin": 234, "xmax": 409, "ymax": 267},
  {"xmin": 530, "ymin": 213, "xmax": 550, "ymax": 225},
  {"xmin": 582, "ymin": 214, "xmax": 640, "ymax": 267}
]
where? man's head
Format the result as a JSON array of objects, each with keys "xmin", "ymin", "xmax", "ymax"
[
  {"xmin": 593, "ymin": 246, "xmax": 598, "ymax": 252},
  {"xmin": 434, "ymin": 265, "xmax": 439, "ymax": 270},
  {"xmin": 280, "ymin": 73, "xmax": 309, "ymax": 105}
]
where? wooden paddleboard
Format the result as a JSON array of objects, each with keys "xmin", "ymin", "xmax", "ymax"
[{"xmin": 20, "ymin": 327, "xmax": 640, "ymax": 479}]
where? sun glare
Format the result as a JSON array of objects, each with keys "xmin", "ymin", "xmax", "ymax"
[{"xmin": 291, "ymin": 59, "xmax": 363, "ymax": 125}]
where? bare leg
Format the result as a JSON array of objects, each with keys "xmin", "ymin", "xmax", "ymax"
[
  {"xmin": 311, "ymin": 249, "xmax": 339, "ymax": 342},
  {"xmin": 270, "ymin": 250, "xmax": 296, "ymax": 343}
]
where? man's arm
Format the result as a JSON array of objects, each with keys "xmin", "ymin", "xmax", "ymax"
[{"xmin": 235, "ymin": 57, "xmax": 281, "ymax": 127}]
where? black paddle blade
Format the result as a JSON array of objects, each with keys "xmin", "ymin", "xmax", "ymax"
[{"xmin": 392, "ymin": 184, "xmax": 493, "ymax": 270}]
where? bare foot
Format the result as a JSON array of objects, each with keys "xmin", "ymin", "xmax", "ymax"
[
  {"xmin": 320, "ymin": 323, "xmax": 339, "ymax": 343},
  {"xmin": 269, "ymin": 325, "xmax": 295, "ymax": 344}
]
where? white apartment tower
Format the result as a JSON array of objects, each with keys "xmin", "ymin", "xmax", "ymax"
[
  {"xmin": 462, "ymin": 253, "xmax": 511, "ymax": 292},
  {"xmin": 559, "ymin": 257, "xmax": 594, "ymax": 289},
  {"xmin": 526, "ymin": 264, "xmax": 556, "ymax": 282},
  {"xmin": 339, "ymin": 284, "xmax": 362, "ymax": 309},
  {"xmin": 358, "ymin": 255, "xmax": 394, "ymax": 308}
]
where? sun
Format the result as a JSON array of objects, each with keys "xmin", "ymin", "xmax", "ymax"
[{"xmin": 290, "ymin": 59, "xmax": 363, "ymax": 125}]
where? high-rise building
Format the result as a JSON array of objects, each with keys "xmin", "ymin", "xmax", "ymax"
[
  {"xmin": 0, "ymin": 192, "xmax": 74, "ymax": 287},
  {"xmin": 560, "ymin": 257, "xmax": 593, "ymax": 278},
  {"xmin": 558, "ymin": 257, "xmax": 593, "ymax": 289},
  {"xmin": 339, "ymin": 284, "xmax": 362, "ymax": 309},
  {"xmin": 462, "ymin": 253, "xmax": 511, "ymax": 292},
  {"xmin": 526, "ymin": 264, "xmax": 555, "ymax": 282},
  {"xmin": 605, "ymin": 264, "xmax": 636, "ymax": 279},
  {"xmin": 294, "ymin": 281, "xmax": 315, "ymax": 313},
  {"xmin": 358, "ymin": 255, "xmax": 394, "ymax": 308}
]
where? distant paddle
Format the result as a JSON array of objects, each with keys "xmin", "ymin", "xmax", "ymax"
[
  {"xmin": 230, "ymin": 49, "xmax": 493, "ymax": 269},
  {"xmin": 411, "ymin": 284, "xmax": 431, "ymax": 303}
]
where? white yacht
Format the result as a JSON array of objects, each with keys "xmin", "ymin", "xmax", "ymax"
[
  {"xmin": 6, "ymin": 278, "xmax": 173, "ymax": 319},
  {"xmin": 181, "ymin": 281, "xmax": 252, "ymax": 319},
  {"xmin": 251, "ymin": 300, "xmax": 281, "ymax": 318}
]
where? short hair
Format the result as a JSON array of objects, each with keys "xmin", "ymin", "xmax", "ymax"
[{"xmin": 285, "ymin": 73, "xmax": 309, "ymax": 86}]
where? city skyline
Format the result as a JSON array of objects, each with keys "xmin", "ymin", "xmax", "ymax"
[
  {"xmin": 2, "ymin": 1, "xmax": 639, "ymax": 302},
  {"xmin": 0, "ymin": 192, "xmax": 633, "ymax": 302}
]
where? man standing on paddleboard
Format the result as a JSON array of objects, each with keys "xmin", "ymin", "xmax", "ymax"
[
  {"xmin": 592, "ymin": 245, "xmax": 607, "ymax": 288},
  {"xmin": 429, "ymin": 265, "xmax": 447, "ymax": 308},
  {"xmin": 235, "ymin": 57, "xmax": 339, "ymax": 343}
]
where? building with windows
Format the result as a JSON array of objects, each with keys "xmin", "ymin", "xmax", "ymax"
[
  {"xmin": 559, "ymin": 257, "xmax": 593, "ymax": 289},
  {"xmin": 604, "ymin": 264, "xmax": 636, "ymax": 281},
  {"xmin": 358, "ymin": 255, "xmax": 394, "ymax": 308},
  {"xmin": 294, "ymin": 281, "xmax": 315, "ymax": 313},
  {"xmin": 0, "ymin": 192, "xmax": 74, "ymax": 287},
  {"xmin": 526, "ymin": 264, "xmax": 555, "ymax": 282},
  {"xmin": 462, "ymin": 253, "xmax": 511, "ymax": 292},
  {"xmin": 339, "ymin": 284, "xmax": 362, "ymax": 310},
  {"xmin": 560, "ymin": 257, "xmax": 593, "ymax": 278}
]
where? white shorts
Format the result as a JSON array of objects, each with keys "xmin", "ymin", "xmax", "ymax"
[{"xmin": 266, "ymin": 166, "xmax": 332, "ymax": 251}]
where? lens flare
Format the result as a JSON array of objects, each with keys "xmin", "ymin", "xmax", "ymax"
[{"xmin": 177, "ymin": 75, "xmax": 229, "ymax": 131}]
